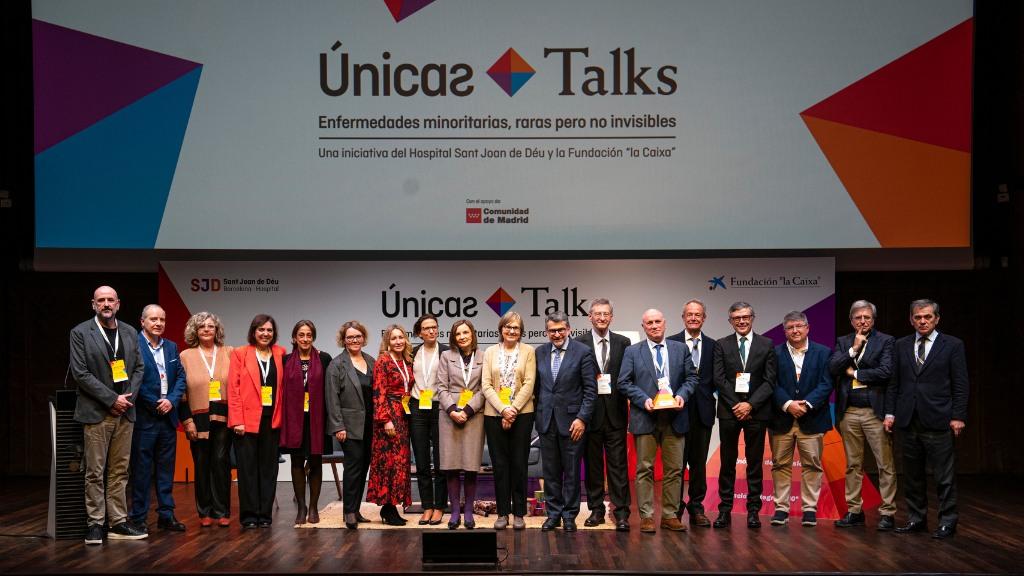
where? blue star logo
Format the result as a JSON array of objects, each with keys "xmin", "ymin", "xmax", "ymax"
[{"xmin": 708, "ymin": 276, "xmax": 726, "ymax": 290}]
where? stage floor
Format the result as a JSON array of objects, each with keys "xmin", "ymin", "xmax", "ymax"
[{"xmin": 0, "ymin": 475, "xmax": 1020, "ymax": 574}]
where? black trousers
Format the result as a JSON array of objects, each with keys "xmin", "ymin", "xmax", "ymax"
[
  {"xmin": 902, "ymin": 415, "xmax": 958, "ymax": 526},
  {"xmin": 539, "ymin": 426, "xmax": 584, "ymax": 520},
  {"xmin": 717, "ymin": 418, "xmax": 767, "ymax": 515},
  {"xmin": 409, "ymin": 402, "xmax": 447, "ymax": 510},
  {"xmin": 341, "ymin": 433, "xmax": 372, "ymax": 515},
  {"xmin": 484, "ymin": 413, "xmax": 535, "ymax": 517},
  {"xmin": 681, "ymin": 416, "xmax": 713, "ymax": 514},
  {"xmin": 235, "ymin": 410, "xmax": 280, "ymax": 524},
  {"xmin": 190, "ymin": 421, "xmax": 233, "ymax": 519},
  {"xmin": 583, "ymin": 421, "xmax": 630, "ymax": 520}
]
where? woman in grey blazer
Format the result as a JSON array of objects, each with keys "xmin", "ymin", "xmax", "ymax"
[
  {"xmin": 436, "ymin": 319, "xmax": 485, "ymax": 529},
  {"xmin": 325, "ymin": 320, "xmax": 376, "ymax": 529}
]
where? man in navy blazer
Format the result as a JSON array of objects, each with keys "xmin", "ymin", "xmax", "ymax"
[
  {"xmin": 618, "ymin": 309, "xmax": 697, "ymax": 534},
  {"xmin": 829, "ymin": 300, "xmax": 897, "ymax": 530},
  {"xmin": 666, "ymin": 299, "xmax": 718, "ymax": 528},
  {"xmin": 891, "ymin": 299, "xmax": 969, "ymax": 539},
  {"xmin": 130, "ymin": 305, "xmax": 187, "ymax": 533},
  {"xmin": 534, "ymin": 311, "xmax": 597, "ymax": 532},
  {"xmin": 768, "ymin": 311, "xmax": 834, "ymax": 527}
]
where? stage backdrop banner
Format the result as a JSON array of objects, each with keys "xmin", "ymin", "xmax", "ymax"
[{"xmin": 34, "ymin": 0, "xmax": 971, "ymax": 250}]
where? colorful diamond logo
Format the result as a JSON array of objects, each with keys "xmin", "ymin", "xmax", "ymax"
[
  {"xmin": 487, "ymin": 48, "xmax": 535, "ymax": 97},
  {"xmin": 383, "ymin": 0, "xmax": 437, "ymax": 23},
  {"xmin": 486, "ymin": 287, "xmax": 515, "ymax": 316}
]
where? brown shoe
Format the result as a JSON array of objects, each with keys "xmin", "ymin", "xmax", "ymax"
[
  {"xmin": 691, "ymin": 512, "xmax": 711, "ymax": 528},
  {"xmin": 660, "ymin": 517, "xmax": 688, "ymax": 532},
  {"xmin": 640, "ymin": 517, "xmax": 656, "ymax": 533}
]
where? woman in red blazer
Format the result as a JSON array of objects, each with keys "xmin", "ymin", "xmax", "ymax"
[{"xmin": 228, "ymin": 314, "xmax": 286, "ymax": 529}]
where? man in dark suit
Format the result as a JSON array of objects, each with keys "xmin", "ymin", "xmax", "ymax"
[
  {"xmin": 575, "ymin": 298, "xmax": 632, "ymax": 531},
  {"xmin": 667, "ymin": 299, "xmax": 718, "ymax": 527},
  {"xmin": 618, "ymin": 309, "xmax": 697, "ymax": 534},
  {"xmin": 768, "ymin": 311, "xmax": 834, "ymax": 527},
  {"xmin": 534, "ymin": 311, "xmax": 597, "ymax": 532},
  {"xmin": 130, "ymin": 305, "xmax": 187, "ymax": 534},
  {"xmin": 70, "ymin": 286, "xmax": 147, "ymax": 544},
  {"xmin": 892, "ymin": 299, "xmax": 969, "ymax": 539},
  {"xmin": 713, "ymin": 301, "xmax": 777, "ymax": 529},
  {"xmin": 829, "ymin": 300, "xmax": 897, "ymax": 531}
]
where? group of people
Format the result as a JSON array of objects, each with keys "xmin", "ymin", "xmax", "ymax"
[{"xmin": 71, "ymin": 285, "xmax": 968, "ymax": 545}]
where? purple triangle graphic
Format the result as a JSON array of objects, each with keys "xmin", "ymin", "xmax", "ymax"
[
  {"xmin": 398, "ymin": 0, "xmax": 437, "ymax": 21},
  {"xmin": 762, "ymin": 293, "xmax": 836, "ymax": 349},
  {"xmin": 33, "ymin": 19, "xmax": 202, "ymax": 154}
]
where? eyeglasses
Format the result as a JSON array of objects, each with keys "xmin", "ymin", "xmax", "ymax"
[
  {"xmin": 590, "ymin": 312, "xmax": 611, "ymax": 318},
  {"xmin": 546, "ymin": 327, "xmax": 568, "ymax": 335},
  {"xmin": 344, "ymin": 335, "xmax": 364, "ymax": 342},
  {"xmin": 420, "ymin": 326, "xmax": 438, "ymax": 332},
  {"xmin": 784, "ymin": 323, "xmax": 808, "ymax": 331},
  {"xmin": 729, "ymin": 315, "xmax": 753, "ymax": 322},
  {"xmin": 503, "ymin": 326, "xmax": 522, "ymax": 332}
]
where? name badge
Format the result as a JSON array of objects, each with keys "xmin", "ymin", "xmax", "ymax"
[
  {"xmin": 418, "ymin": 389, "xmax": 433, "ymax": 410},
  {"xmin": 851, "ymin": 378, "xmax": 866, "ymax": 389},
  {"xmin": 735, "ymin": 372, "xmax": 751, "ymax": 394},
  {"xmin": 401, "ymin": 394, "xmax": 411, "ymax": 415},
  {"xmin": 657, "ymin": 376, "xmax": 671, "ymax": 391},
  {"xmin": 597, "ymin": 374, "xmax": 612, "ymax": 395},
  {"xmin": 304, "ymin": 392, "xmax": 310, "ymax": 413},
  {"xmin": 457, "ymin": 389, "xmax": 473, "ymax": 409},
  {"xmin": 261, "ymin": 385, "xmax": 273, "ymax": 407},
  {"xmin": 208, "ymin": 380, "xmax": 222, "ymax": 401},
  {"xmin": 110, "ymin": 359, "xmax": 129, "ymax": 383},
  {"xmin": 499, "ymin": 387, "xmax": 513, "ymax": 405}
]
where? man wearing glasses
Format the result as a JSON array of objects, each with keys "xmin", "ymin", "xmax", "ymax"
[
  {"xmin": 712, "ymin": 301, "xmax": 777, "ymax": 529},
  {"xmin": 575, "ymin": 299, "xmax": 632, "ymax": 530},
  {"xmin": 534, "ymin": 312, "xmax": 597, "ymax": 532},
  {"xmin": 768, "ymin": 311, "xmax": 834, "ymax": 528}
]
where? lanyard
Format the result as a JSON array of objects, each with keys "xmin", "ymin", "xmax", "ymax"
[
  {"xmin": 256, "ymin": 350, "xmax": 271, "ymax": 384},
  {"xmin": 200, "ymin": 345, "xmax": 218, "ymax": 380},
  {"xmin": 419, "ymin": 346, "xmax": 438, "ymax": 386},
  {"xmin": 391, "ymin": 354, "xmax": 410, "ymax": 394},
  {"xmin": 461, "ymin": 352, "xmax": 476, "ymax": 385},
  {"xmin": 499, "ymin": 345, "xmax": 519, "ymax": 388},
  {"xmin": 94, "ymin": 317, "xmax": 119, "ymax": 357}
]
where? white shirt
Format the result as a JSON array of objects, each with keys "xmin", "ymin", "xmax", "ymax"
[
  {"xmin": 916, "ymin": 330, "xmax": 938, "ymax": 362},
  {"xmin": 734, "ymin": 331, "xmax": 753, "ymax": 369},
  {"xmin": 646, "ymin": 339, "xmax": 670, "ymax": 381},
  {"xmin": 685, "ymin": 332, "xmax": 702, "ymax": 368},
  {"xmin": 591, "ymin": 331, "xmax": 611, "ymax": 373},
  {"xmin": 412, "ymin": 344, "xmax": 440, "ymax": 399},
  {"xmin": 144, "ymin": 334, "xmax": 167, "ymax": 397},
  {"xmin": 783, "ymin": 341, "xmax": 809, "ymax": 411}
]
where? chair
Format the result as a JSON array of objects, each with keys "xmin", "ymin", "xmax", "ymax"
[{"xmin": 322, "ymin": 437, "xmax": 346, "ymax": 500}]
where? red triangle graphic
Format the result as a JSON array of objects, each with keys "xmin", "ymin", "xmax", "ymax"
[{"xmin": 802, "ymin": 18, "xmax": 972, "ymax": 152}]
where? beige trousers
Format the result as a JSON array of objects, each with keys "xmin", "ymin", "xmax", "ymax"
[
  {"xmin": 83, "ymin": 414, "xmax": 134, "ymax": 526},
  {"xmin": 770, "ymin": 421, "xmax": 823, "ymax": 513},
  {"xmin": 839, "ymin": 406, "xmax": 897, "ymax": 515},
  {"xmin": 634, "ymin": 415, "xmax": 685, "ymax": 519}
]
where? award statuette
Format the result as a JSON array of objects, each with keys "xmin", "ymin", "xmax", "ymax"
[{"xmin": 653, "ymin": 389, "xmax": 676, "ymax": 409}]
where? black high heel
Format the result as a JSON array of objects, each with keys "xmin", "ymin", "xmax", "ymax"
[{"xmin": 448, "ymin": 518, "xmax": 461, "ymax": 530}]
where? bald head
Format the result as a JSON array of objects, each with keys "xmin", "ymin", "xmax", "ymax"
[
  {"xmin": 641, "ymin": 308, "xmax": 666, "ymax": 342},
  {"xmin": 91, "ymin": 285, "xmax": 120, "ymax": 327}
]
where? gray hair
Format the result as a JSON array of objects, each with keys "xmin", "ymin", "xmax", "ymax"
[
  {"xmin": 910, "ymin": 299, "xmax": 940, "ymax": 316},
  {"xmin": 783, "ymin": 311, "xmax": 808, "ymax": 325},
  {"xmin": 140, "ymin": 304, "xmax": 164, "ymax": 320},
  {"xmin": 683, "ymin": 299, "xmax": 707, "ymax": 316},
  {"xmin": 849, "ymin": 300, "xmax": 877, "ymax": 319},
  {"xmin": 545, "ymin": 311, "xmax": 570, "ymax": 326},
  {"xmin": 589, "ymin": 298, "xmax": 613, "ymax": 313},
  {"xmin": 728, "ymin": 301, "xmax": 754, "ymax": 316}
]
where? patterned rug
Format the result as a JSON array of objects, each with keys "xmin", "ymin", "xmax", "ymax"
[{"xmin": 296, "ymin": 501, "xmax": 616, "ymax": 530}]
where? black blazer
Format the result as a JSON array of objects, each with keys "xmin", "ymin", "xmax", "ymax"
[
  {"xmin": 829, "ymin": 329, "xmax": 895, "ymax": 423},
  {"xmin": 714, "ymin": 332, "xmax": 777, "ymax": 422},
  {"xmin": 667, "ymin": 330, "xmax": 717, "ymax": 428},
  {"xmin": 574, "ymin": 330, "xmax": 630, "ymax": 431},
  {"xmin": 891, "ymin": 332, "xmax": 969, "ymax": 431}
]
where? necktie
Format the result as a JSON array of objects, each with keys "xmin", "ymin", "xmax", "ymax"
[
  {"xmin": 552, "ymin": 347, "xmax": 562, "ymax": 381},
  {"xmin": 655, "ymin": 344, "xmax": 664, "ymax": 377},
  {"xmin": 599, "ymin": 338, "xmax": 608, "ymax": 372},
  {"xmin": 916, "ymin": 337, "xmax": 927, "ymax": 365},
  {"xmin": 739, "ymin": 336, "xmax": 748, "ymax": 368},
  {"xmin": 690, "ymin": 337, "xmax": 700, "ymax": 368}
]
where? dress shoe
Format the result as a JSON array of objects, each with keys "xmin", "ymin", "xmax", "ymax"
[
  {"xmin": 448, "ymin": 518, "xmax": 461, "ymax": 530},
  {"xmin": 464, "ymin": 520, "xmax": 476, "ymax": 530},
  {"xmin": 877, "ymin": 515, "xmax": 895, "ymax": 531},
  {"xmin": 835, "ymin": 512, "xmax": 865, "ymax": 527},
  {"xmin": 217, "ymin": 517, "xmax": 231, "ymax": 527},
  {"xmin": 493, "ymin": 515, "xmax": 509, "ymax": 530},
  {"xmin": 356, "ymin": 512, "xmax": 371, "ymax": 523},
  {"xmin": 541, "ymin": 517, "xmax": 561, "ymax": 531},
  {"xmin": 747, "ymin": 513, "xmax": 762, "ymax": 529},
  {"xmin": 419, "ymin": 510, "xmax": 432, "ymax": 525},
  {"xmin": 690, "ymin": 512, "xmax": 711, "ymax": 528},
  {"xmin": 200, "ymin": 517, "xmax": 213, "ymax": 528},
  {"xmin": 639, "ymin": 517, "xmax": 656, "ymax": 534},
  {"xmin": 713, "ymin": 514, "xmax": 732, "ymax": 529},
  {"xmin": 584, "ymin": 510, "xmax": 605, "ymax": 527},
  {"xmin": 770, "ymin": 511, "xmax": 788, "ymax": 526},
  {"xmin": 615, "ymin": 518, "xmax": 630, "ymax": 532},
  {"xmin": 512, "ymin": 516, "xmax": 526, "ymax": 530},
  {"xmin": 932, "ymin": 524, "xmax": 956, "ymax": 539},
  {"xmin": 344, "ymin": 513, "xmax": 358, "ymax": 529},
  {"xmin": 895, "ymin": 520, "xmax": 928, "ymax": 533},
  {"xmin": 130, "ymin": 520, "xmax": 149, "ymax": 535},
  {"xmin": 660, "ymin": 517, "xmax": 687, "ymax": 532},
  {"xmin": 108, "ymin": 522, "xmax": 148, "ymax": 540},
  {"xmin": 257, "ymin": 520, "xmax": 272, "ymax": 528},
  {"xmin": 84, "ymin": 523, "xmax": 104, "ymax": 545},
  {"xmin": 158, "ymin": 516, "xmax": 186, "ymax": 532},
  {"xmin": 429, "ymin": 510, "xmax": 444, "ymax": 525},
  {"xmin": 563, "ymin": 519, "xmax": 577, "ymax": 532},
  {"xmin": 242, "ymin": 520, "xmax": 258, "ymax": 529}
]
